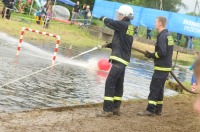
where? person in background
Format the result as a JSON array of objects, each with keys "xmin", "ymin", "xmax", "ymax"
[
  {"xmin": 35, "ymin": 6, "xmax": 45, "ymax": 25},
  {"xmin": 190, "ymin": 52, "xmax": 200, "ymax": 91},
  {"xmin": 185, "ymin": 35, "xmax": 193, "ymax": 49},
  {"xmin": 184, "ymin": 35, "xmax": 189, "ymax": 48},
  {"xmin": 193, "ymin": 57, "xmax": 200, "ymax": 113},
  {"xmin": 176, "ymin": 33, "xmax": 182, "ymax": 45},
  {"xmin": 35, "ymin": 11, "xmax": 42, "ymax": 25},
  {"xmin": 43, "ymin": 1, "xmax": 52, "ymax": 28},
  {"xmin": 82, "ymin": 5, "xmax": 91, "ymax": 25},
  {"xmin": 146, "ymin": 27, "xmax": 152, "ymax": 40},
  {"xmin": 40, "ymin": 6, "xmax": 46, "ymax": 16},
  {"xmin": 71, "ymin": 1, "xmax": 80, "ymax": 25},
  {"xmin": 2, "ymin": 0, "xmax": 14, "ymax": 19},
  {"xmin": 188, "ymin": 36, "xmax": 194, "ymax": 50},
  {"xmin": 81, "ymin": 4, "xmax": 86, "ymax": 15},
  {"xmin": 134, "ymin": 26, "xmax": 139, "ymax": 38}
]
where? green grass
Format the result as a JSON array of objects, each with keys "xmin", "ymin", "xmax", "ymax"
[
  {"xmin": 165, "ymin": 80, "xmax": 193, "ymax": 94},
  {"xmin": 176, "ymin": 60, "xmax": 193, "ymax": 66},
  {"xmin": 0, "ymin": 13, "xmax": 103, "ymax": 48}
]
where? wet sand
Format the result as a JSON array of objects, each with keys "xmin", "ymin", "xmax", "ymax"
[{"xmin": 0, "ymin": 94, "xmax": 199, "ymax": 132}]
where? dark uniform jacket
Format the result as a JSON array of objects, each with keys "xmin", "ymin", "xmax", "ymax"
[
  {"xmin": 2, "ymin": 0, "xmax": 14, "ymax": 8},
  {"xmin": 103, "ymin": 17, "xmax": 134, "ymax": 66},
  {"xmin": 152, "ymin": 29, "xmax": 174, "ymax": 71},
  {"xmin": 73, "ymin": 4, "xmax": 80, "ymax": 13}
]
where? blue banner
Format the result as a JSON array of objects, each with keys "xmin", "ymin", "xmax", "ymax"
[{"xmin": 92, "ymin": 0, "xmax": 200, "ymax": 38}]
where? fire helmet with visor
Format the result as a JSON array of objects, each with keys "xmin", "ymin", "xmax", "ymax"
[{"xmin": 115, "ymin": 5, "xmax": 134, "ymax": 21}]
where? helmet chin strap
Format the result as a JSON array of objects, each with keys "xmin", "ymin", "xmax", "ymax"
[
  {"xmin": 123, "ymin": 15, "xmax": 134, "ymax": 20},
  {"xmin": 127, "ymin": 14, "xmax": 134, "ymax": 20}
]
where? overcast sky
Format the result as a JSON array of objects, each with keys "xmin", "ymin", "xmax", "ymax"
[{"xmin": 179, "ymin": 0, "xmax": 197, "ymax": 14}]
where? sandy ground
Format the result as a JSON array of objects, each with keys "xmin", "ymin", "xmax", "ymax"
[{"xmin": 0, "ymin": 94, "xmax": 200, "ymax": 132}]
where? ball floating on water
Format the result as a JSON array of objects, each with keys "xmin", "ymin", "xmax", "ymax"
[{"xmin": 98, "ymin": 58, "xmax": 111, "ymax": 71}]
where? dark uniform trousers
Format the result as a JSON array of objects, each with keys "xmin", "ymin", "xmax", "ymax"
[
  {"xmin": 103, "ymin": 61, "xmax": 126, "ymax": 112},
  {"xmin": 147, "ymin": 70, "xmax": 169, "ymax": 113},
  {"xmin": 2, "ymin": 6, "xmax": 11, "ymax": 19}
]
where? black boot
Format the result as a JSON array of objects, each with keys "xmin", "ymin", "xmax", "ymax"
[
  {"xmin": 155, "ymin": 104, "xmax": 163, "ymax": 116},
  {"xmin": 96, "ymin": 100, "xmax": 114, "ymax": 117},
  {"xmin": 137, "ymin": 110, "xmax": 155, "ymax": 116},
  {"xmin": 113, "ymin": 100, "xmax": 121, "ymax": 116}
]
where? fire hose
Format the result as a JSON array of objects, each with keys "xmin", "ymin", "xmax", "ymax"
[{"xmin": 132, "ymin": 47, "xmax": 198, "ymax": 94}]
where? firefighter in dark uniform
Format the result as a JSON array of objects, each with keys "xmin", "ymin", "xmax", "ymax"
[
  {"xmin": 96, "ymin": 5, "xmax": 134, "ymax": 117},
  {"xmin": 2, "ymin": 0, "xmax": 14, "ymax": 19},
  {"xmin": 138, "ymin": 16, "xmax": 174, "ymax": 116}
]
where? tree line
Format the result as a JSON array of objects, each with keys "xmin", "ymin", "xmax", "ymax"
[{"xmin": 111, "ymin": 0, "xmax": 187, "ymax": 12}]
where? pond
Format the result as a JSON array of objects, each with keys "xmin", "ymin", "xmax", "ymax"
[{"xmin": 0, "ymin": 32, "xmax": 191, "ymax": 112}]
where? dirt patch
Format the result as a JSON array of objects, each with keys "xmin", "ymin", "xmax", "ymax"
[{"xmin": 0, "ymin": 94, "xmax": 199, "ymax": 132}]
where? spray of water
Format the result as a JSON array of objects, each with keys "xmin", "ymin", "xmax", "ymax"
[
  {"xmin": 0, "ymin": 47, "xmax": 99, "ymax": 88},
  {"xmin": 0, "ymin": 31, "xmax": 91, "ymax": 68},
  {"xmin": 0, "ymin": 32, "xmax": 52, "ymax": 57},
  {"xmin": 0, "ymin": 32, "xmax": 102, "ymax": 88}
]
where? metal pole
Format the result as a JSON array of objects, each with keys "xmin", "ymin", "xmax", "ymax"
[
  {"xmin": 160, "ymin": 0, "xmax": 163, "ymax": 10},
  {"xmin": 194, "ymin": 0, "xmax": 197, "ymax": 13},
  {"xmin": 53, "ymin": 0, "xmax": 56, "ymax": 18},
  {"xmin": 29, "ymin": 0, "xmax": 34, "ymax": 15},
  {"xmin": 54, "ymin": 0, "xmax": 56, "ymax": 7},
  {"xmin": 194, "ymin": 0, "xmax": 200, "ymax": 16}
]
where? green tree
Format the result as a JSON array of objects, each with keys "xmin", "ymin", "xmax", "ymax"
[
  {"xmin": 187, "ymin": 12, "xmax": 199, "ymax": 16},
  {"xmin": 112, "ymin": 0, "xmax": 186, "ymax": 12}
]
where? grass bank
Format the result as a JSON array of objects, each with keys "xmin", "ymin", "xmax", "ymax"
[{"xmin": 0, "ymin": 13, "xmax": 103, "ymax": 48}]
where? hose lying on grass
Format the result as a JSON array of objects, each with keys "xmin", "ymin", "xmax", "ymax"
[{"xmin": 132, "ymin": 47, "xmax": 198, "ymax": 94}]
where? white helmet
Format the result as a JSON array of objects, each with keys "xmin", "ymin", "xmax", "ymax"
[{"xmin": 116, "ymin": 5, "xmax": 134, "ymax": 20}]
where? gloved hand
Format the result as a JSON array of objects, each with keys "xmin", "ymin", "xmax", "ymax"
[
  {"xmin": 145, "ymin": 51, "xmax": 153, "ymax": 59},
  {"xmin": 99, "ymin": 16, "xmax": 105, "ymax": 21}
]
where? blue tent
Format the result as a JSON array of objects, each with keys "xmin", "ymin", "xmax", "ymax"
[{"xmin": 58, "ymin": 0, "xmax": 75, "ymax": 6}]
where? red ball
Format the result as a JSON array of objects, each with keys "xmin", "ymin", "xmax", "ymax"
[{"xmin": 98, "ymin": 58, "xmax": 111, "ymax": 71}]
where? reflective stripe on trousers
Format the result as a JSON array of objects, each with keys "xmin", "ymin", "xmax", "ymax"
[
  {"xmin": 110, "ymin": 56, "xmax": 129, "ymax": 66},
  {"xmin": 154, "ymin": 66, "xmax": 171, "ymax": 71},
  {"xmin": 148, "ymin": 100, "xmax": 163, "ymax": 105}
]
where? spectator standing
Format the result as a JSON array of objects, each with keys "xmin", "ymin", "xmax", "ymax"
[
  {"xmin": 2, "ymin": 0, "xmax": 14, "ymax": 19},
  {"xmin": 176, "ymin": 33, "xmax": 182, "ymax": 45},
  {"xmin": 71, "ymin": 1, "xmax": 80, "ymax": 25},
  {"xmin": 81, "ymin": 4, "xmax": 86, "ymax": 14},
  {"xmin": 134, "ymin": 26, "xmax": 139, "ymax": 38},
  {"xmin": 82, "ymin": 5, "xmax": 91, "ymax": 25},
  {"xmin": 146, "ymin": 27, "xmax": 152, "ymax": 40},
  {"xmin": 184, "ymin": 35, "xmax": 193, "ymax": 49},
  {"xmin": 189, "ymin": 52, "xmax": 200, "ymax": 91},
  {"xmin": 193, "ymin": 57, "xmax": 200, "ymax": 113},
  {"xmin": 188, "ymin": 36, "xmax": 194, "ymax": 49},
  {"xmin": 184, "ymin": 35, "xmax": 189, "ymax": 48},
  {"xmin": 43, "ymin": 1, "xmax": 52, "ymax": 28}
]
